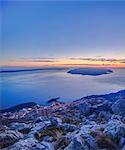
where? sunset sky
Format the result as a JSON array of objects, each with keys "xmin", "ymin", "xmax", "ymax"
[{"xmin": 1, "ymin": 1, "xmax": 125, "ymax": 68}]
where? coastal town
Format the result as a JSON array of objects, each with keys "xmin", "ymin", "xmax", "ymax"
[{"xmin": 0, "ymin": 90, "xmax": 125, "ymax": 150}]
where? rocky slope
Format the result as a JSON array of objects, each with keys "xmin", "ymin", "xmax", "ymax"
[{"xmin": 0, "ymin": 90, "xmax": 125, "ymax": 150}]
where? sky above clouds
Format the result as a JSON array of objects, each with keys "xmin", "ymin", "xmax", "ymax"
[{"xmin": 1, "ymin": 1, "xmax": 125, "ymax": 67}]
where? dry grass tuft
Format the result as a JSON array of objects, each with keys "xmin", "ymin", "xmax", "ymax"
[
  {"xmin": 96, "ymin": 133, "xmax": 119, "ymax": 150},
  {"xmin": 54, "ymin": 137, "xmax": 71, "ymax": 150},
  {"xmin": 35, "ymin": 126, "xmax": 64, "ymax": 141}
]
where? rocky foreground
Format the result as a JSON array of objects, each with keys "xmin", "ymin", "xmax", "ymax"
[{"xmin": 0, "ymin": 90, "xmax": 125, "ymax": 150}]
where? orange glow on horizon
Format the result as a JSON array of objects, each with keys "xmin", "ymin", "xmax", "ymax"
[{"xmin": 1, "ymin": 58, "xmax": 125, "ymax": 68}]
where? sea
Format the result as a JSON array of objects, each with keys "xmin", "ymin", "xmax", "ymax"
[{"xmin": 0, "ymin": 67, "xmax": 125, "ymax": 109}]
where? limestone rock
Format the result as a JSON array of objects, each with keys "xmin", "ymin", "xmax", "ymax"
[
  {"xmin": 0, "ymin": 130, "xmax": 23, "ymax": 149},
  {"xmin": 112, "ymin": 98, "xmax": 125, "ymax": 116}
]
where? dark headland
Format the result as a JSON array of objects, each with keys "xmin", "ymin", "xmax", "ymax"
[
  {"xmin": 0, "ymin": 67, "xmax": 68, "ymax": 73},
  {"xmin": 68, "ymin": 68, "xmax": 113, "ymax": 76}
]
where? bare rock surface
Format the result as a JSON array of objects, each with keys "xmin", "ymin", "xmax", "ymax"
[
  {"xmin": 0, "ymin": 90, "xmax": 125, "ymax": 150},
  {"xmin": 112, "ymin": 98, "xmax": 125, "ymax": 116}
]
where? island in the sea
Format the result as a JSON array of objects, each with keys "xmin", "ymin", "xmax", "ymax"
[{"xmin": 68, "ymin": 68, "xmax": 113, "ymax": 76}]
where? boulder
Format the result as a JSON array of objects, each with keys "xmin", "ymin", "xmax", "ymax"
[
  {"xmin": 93, "ymin": 101, "xmax": 112, "ymax": 114},
  {"xmin": 59, "ymin": 123, "xmax": 78, "ymax": 132},
  {"xmin": 64, "ymin": 137, "xmax": 84, "ymax": 150},
  {"xmin": 112, "ymin": 98, "xmax": 125, "ymax": 116},
  {"xmin": 50, "ymin": 117, "xmax": 62, "ymax": 126},
  {"xmin": 40, "ymin": 141, "xmax": 54, "ymax": 150},
  {"xmin": 84, "ymin": 120, "xmax": 97, "ymax": 126},
  {"xmin": 65, "ymin": 124, "xmax": 98, "ymax": 150},
  {"xmin": 11, "ymin": 123, "xmax": 31, "ymax": 134},
  {"xmin": 87, "ymin": 113, "xmax": 97, "ymax": 121},
  {"xmin": 65, "ymin": 133, "xmax": 97, "ymax": 150},
  {"xmin": 9, "ymin": 137, "xmax": 38, "ymax": 150},
  {"xmin": 34, "ymin": 116, "xmax": 50, "ymax": 124},
  {"xmin": 0, "ymin": 130, "xmax": 23, "ymax": 149},
  {"xmin": 8, "ymin": 137, "xmax": 54, "ymax": 150},
  {"xmin": 119, "ymin": 137, "xmax": 125, "ymax": 148},
  {"xmin": 80, "ymin": 133, "xmax": 97, "ymax": 150},
  {"xmin": 75, "ymin": 102, "xmax": 92, "ymax": 116},
  {"xmin": 104, "ymin": 119, "xmax": 125, "ymax": 140},
  {"xmin": 43, "ymin": 136, "xmax": 54, "ymax": 142},
  {"xmin": 122, "ymin": 145, "xmax": 125, "ymax": 150},
  {"xmin": 31, "ymin": 120, "xmax": 51, "ymax": 133},
  {"xmin": 34, "ymin": 117, "xmax": 45, "ymax": 123},
  {"xmin": 27, "ymin": 121, "xmax": 47, "ymax": 139},
  {"xmin": 27, "ymin": 120, "xmax": 51, "ymax": 139},
  {"xmin": 98, "ymin": 111, "xmax": 112, "ymax": 121},
  {"xmin": 111, "ymin": 114, "xmax": 122, "ymax": 121}
]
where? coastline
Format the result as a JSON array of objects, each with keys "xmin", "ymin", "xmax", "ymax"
[
  {"xmin": 1, "ymin": 89, "xmax": 125, "ymax": 149},
  {"xmin": 0, "ymin": 67, "xmax": 68, "ymax": 73},
  {"xmin": 1, "ymin": 67, "xmax": 125, "ymax": 109},
  {"xmin": 1, "ymin": 89, "xmax": 125, "ymax": 113}
]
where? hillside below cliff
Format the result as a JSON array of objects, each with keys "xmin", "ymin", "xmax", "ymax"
[{"xmin": 0, "ymin": 90, "xmax": 125, "ymax": 150}]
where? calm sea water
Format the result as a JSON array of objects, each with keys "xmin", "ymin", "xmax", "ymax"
[{"xmin": 0, "ymin": 68, "xmax": 125, "ymax": 109}]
